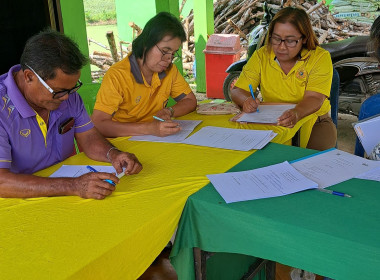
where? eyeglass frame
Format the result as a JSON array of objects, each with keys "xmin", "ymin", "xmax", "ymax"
[
  {"xmin": 155, "ymin": 45, "xmax": 180, "ymax": 63},
  {"xmin": 269, "ymin": 36, "xmax": 303, "ymax": 48},
  {"xmin": 25, "ymin": 64, "xmax": 82, "ymax": 99}
]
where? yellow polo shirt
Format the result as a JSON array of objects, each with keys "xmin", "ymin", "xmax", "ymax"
[
  {"xmin": 94, "ymin": 54, "xmax": 192, "ymax": 122},
  {"xmin": 235, "ymin": 46, "xmax": 333, "ymax": 117}
]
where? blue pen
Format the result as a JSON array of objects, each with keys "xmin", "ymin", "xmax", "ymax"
[
  {"xmin": 317, "ymin": 188, "xmax": 352, "ymax": 198},
  {"xmin": 153, "ymin": 115, "xmax": 165, "ymax": 122},
  {"xmin": 86, "ymin": 165, "xmax": 116, "ymax": 186},
  {"xmin": 249, "ymin": 84, "xmax": 259, "ymax": 113}
]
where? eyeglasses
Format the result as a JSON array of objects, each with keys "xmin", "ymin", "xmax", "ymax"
[
  {"xmin": 25, "ymin": 64, "xmax": 82, "ymax": 99},
  {"xmin": 155, "ymin": 45, "xmax": 180, "ymax": 63},
  {"xmin": 270, "ymin": 36, "xmax": 303, "ymax": 48}
]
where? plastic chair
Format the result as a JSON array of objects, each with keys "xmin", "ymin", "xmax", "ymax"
[
  {"xmin": 354, "ymin": 93, "xmax": 380, "ymax": 157},
  {"xmin": 330, "ymin": 67, "xmax": 340, "ymax": 128}
]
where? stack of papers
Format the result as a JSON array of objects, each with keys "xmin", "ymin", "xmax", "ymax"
[
  {"xmin": 50, "ymin": 165, "xmax": 117, "ymax": 178},
  {"xmin": 353, "ymin": 114, "xmax": 380, "ymax": 155},
  {"xmin": 290, "ymin": 149, "xmax": 380, "ymax": 188},
  {"xmin": 129, "ymin": 120, "xmax": 202, "ymax": 143},
  {"xmin": 236, "ymin": 104, "xmax": 296, "ymax": 124},
  {"xmin": 207, "ymin": 161, "xmax": 318, "ymax": 203},
  {"xmin": 208, "ymin": 148, "xmax": 380, "ymax": 203},
  {"xmin": 182, "ymin": 126, "xmax": 277, "ymax": 151}
]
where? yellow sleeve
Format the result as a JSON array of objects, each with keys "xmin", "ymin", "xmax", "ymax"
[
  {"xmin": 94, "ymin": 67, "xmax": 127, "ymax": 116},
  {"xmin": 234, "ymin": 47, "xmax": 263, "ymax": 92},
  {"xmin": 169, "ymin": 65, "xmax": 192, "ymax": 100},
  {"xmin": 306, "ymin": 50, "xmax": 333, "ymax": 98}
]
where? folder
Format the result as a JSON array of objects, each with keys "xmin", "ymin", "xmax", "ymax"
[{"xmin": 353, "ymin": 113, "xmax": 380, "ymax": 156}]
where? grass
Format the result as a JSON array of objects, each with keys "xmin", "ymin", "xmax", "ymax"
[{"xmin": 83, "ymin": 0, "xmax": 116, "ymax": 24}]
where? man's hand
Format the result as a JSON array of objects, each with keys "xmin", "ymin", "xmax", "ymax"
[
  {"xmin": 108, "ymin": 149, "xmax": 143, "ymax": 175},
  {"xmin": 73, "ymin": 172, "xmax": 119, "ymax": 200}
]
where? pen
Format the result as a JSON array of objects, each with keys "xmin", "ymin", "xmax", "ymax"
[
  {"xmin": 249, "ymin": 84, "xmax": 259, "ymax": 113},
  {"xmin": 86, "ymin": 165, "xmax": 116, "ymax": 186},
  {"xmin": 317, "ymin": 188, "xmax": 352, "ymax": 198},
  {"xmin": 153, "ymin": 115, "xmax": 165, "ymax": 122}
]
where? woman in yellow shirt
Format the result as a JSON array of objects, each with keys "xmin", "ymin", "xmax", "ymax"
[
  {"xmin": 231, "ymin": 7, "xmax": 337, "ymax": 150},
  {"xmin": 92, "ymin": 12, "xmax": 197, "ymax": 138}
]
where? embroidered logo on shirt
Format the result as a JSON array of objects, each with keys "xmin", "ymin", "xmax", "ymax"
[
  {"xmin": 296, "ymin": 67, "xmax": 307, "ymax": 80},
  {"xmin": 7, "ymin": 105, "xmax": 15, "ymax": 118},
  {"xmin": 135, "ymin": 96, "xmax": 141, "ymax": 104},
  {"xmin": 20, "ymin": 129, "xmax": 31, "ymax": 137}
]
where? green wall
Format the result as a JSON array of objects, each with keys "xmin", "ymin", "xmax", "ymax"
[
  {"xmin": 115, "ymin": 0, "xmax": 193, "ymax": 43},
  {"xmin": 59, "ymin": 0, "xmax": 92, "ymax": 84}
]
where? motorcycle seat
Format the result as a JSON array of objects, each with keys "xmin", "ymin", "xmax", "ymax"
[{"xmin": 321, "ymin": 36, "xmax": 369, "ymax": 61}]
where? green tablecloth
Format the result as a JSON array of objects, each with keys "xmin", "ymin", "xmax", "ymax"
[{"xmin": 171, "ymin": 143, "xmax": 380, "ymax": 280}]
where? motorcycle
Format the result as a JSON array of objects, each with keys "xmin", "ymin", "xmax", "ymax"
[{"xmin": 223, "ymin": 4, "xmax": 380, "ymax": 116}]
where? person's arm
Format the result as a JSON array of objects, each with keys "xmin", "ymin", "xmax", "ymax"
[
  {"xmin": 277, "ymin": 91, "xmax": 326, "ymax": 127},
  {"xmin": 231, "ymin": 86, "xmax": 260, "ymax": 113},
  {"xmin": 155, "ymin": 92, "xmax": 197, "ymax": 120},
  {"xmin": 74, "ymin": 127, "xmax": 143, "ymax": 175},
  {"xmin": 91, "ymin": 110, "xmax": 181, "ymax": 138},
  {"xmin": 0, "ymin": 168, "xmax": 118, "ymax": 199}
]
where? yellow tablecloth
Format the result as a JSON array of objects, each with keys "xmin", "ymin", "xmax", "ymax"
[{"xmin": 0, "ymin": 112, "xmax": 314, "ymax": 280}]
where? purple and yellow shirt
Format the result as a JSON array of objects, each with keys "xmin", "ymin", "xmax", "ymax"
[{"xmin": 0, "ymin": 65, "xmax": 93, "ymax": 174}]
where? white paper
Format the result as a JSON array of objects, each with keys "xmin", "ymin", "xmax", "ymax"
[
  {"xmin": 182, "ymin": 126, "xmax": 277, "ymax": 151},
  {"xmin": 50, "ymin": 165, "xmax": 117, "ymax": 178},
  {"xmin": 207, "ymin": 161, "xmax": 318, "ymax": 203},
  {"xmin": 237, "ymin": 104, "xmax": 296, "ymax": 124},
  {"xmin": 353, "ymin": 114, "xmax": 380, "ymax": 155},
  {"xmin": 129, "ymin": 120, "xmax": 202, "ymax": 143},
  {"xmin": 291, "ymin": 149, "xmax": 380, "ymax": 188},
  {"xmin": 355, "ymin": 166, "xmax": 380, "ymax": 182}
]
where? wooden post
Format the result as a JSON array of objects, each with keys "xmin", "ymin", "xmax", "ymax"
[
  {"xmin": 106, "ymin": 31, "xmax": 119, "ymax": 63},
  {"xmin": 194, "ymin": 0, "xmax": 214, "ymax": 93}
]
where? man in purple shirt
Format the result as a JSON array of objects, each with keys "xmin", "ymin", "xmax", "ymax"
[{"xmin": 0, "ymin": 30, "xmax": 142, "ymax": 199}]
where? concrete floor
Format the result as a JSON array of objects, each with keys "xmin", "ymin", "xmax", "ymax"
[{"xmin": 336, "ymin": 113, "xmax": 358, "ymax": 154}]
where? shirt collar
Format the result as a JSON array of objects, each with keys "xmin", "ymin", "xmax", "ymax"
[
  {"xmin": 3, "ymin": 64, "xmax": 68, "ymax": 119},
  {"xmin": 129, "ymin": 54, "xmax": 167, "ymax": 84},
  {"xmin": 3, "ymin": 65, "xmax": 36, "ymax": 118}
]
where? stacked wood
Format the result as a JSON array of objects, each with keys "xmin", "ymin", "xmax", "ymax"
[
  {"xmin": 89, "ymin": 0, "xmax": 373, "ymax": 81},
  {"xmin": 182, "ymin": 0, "xmax": 372, "ymax": 53}
]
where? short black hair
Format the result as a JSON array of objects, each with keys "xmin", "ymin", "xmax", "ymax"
[
  {"xmin": 20, "ymin": 29, "xmax": 88, "ymax": 80},
  {"xmin": 370, "ymin": 16, "xmax": 380, "ymax": 60},
  {"xmin": 132, "ymin": 12, "xmax": 186, "ymax": 62}
]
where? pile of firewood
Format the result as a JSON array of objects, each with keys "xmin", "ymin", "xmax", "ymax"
[
  {"xmin": 89, "ymin": 0, "xmax": 373, "ymax": 80},
  {"xmin": 182, "ymin": 0, "xmax": 371, "ymax": 52}
]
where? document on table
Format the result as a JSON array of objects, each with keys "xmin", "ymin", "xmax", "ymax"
[
  {"xmin": 291, "ymin": 149, "xmax": 380, "ymax": 188},
  {"xmin": 353, "ymin": 114, "xmax": 380, "ymax": 155},
  {"xmin": 50, "ymin": 165, "xmax": 117, "ymax": 178},
  {"xmin": 355, "ymin": 166, "xmax": 380, "ymax": 182},
  {"xmin": 129, "ymin": 120, "xmax": 202, "ymax": 143},
  {"xmin": 236, "ymin": 104, "xmax": 296, "ymax": 124},
  {"xmin": 207, "ymin": 161, "xmax": 318, "ymax": 203},
  {"xmin": 182, "ymin": 126, "xmax": 277, "ymax": 151}
]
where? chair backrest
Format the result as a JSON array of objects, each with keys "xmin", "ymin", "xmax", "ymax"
[
  {"xmin": 330, "ymin": 68, "xmax": 340, "ymax": 128},
  {"xmin": 354, "ymin": 93, "xmax": 380, "ymax": 157}
]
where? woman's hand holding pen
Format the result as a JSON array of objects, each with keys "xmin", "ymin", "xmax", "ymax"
[
  {"xmin": 150, "ymin": 117, "xmax": 181, "ymax": 137},
  {"xmin": 155, "ymin": 108, "xmax": 172, "ymax": 121},
  {"xmin": 242, "ymin": 96, "xmax": 260, "ymax": 113}
]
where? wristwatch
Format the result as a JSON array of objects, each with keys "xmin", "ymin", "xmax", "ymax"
[{"xmin": 166, "ymin": 107, "xmax": 174, "ymax": 117}]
